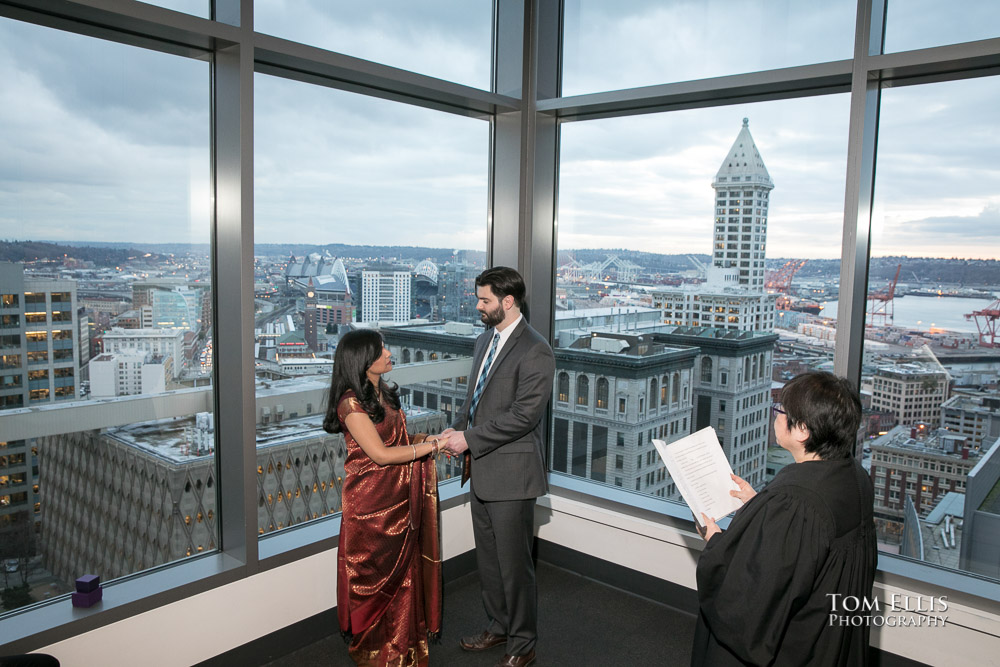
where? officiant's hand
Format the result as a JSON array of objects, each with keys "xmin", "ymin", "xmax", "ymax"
[
  {"xmin": 730, "ymin": 474, "xmax": 757, "ymax": 504},
  {"xmin": 697, "ymin": 513, "xmax": 721, "ymax": 542}
]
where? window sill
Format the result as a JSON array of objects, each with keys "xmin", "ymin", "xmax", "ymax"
[{"xmin": 0, "ymin": 551, "xmax": 246, "ymax": 656}]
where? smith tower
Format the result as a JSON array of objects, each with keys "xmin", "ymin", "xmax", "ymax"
[{"xmin": 711, "ymin": 118, "xmax": 774, "ymax": 291}]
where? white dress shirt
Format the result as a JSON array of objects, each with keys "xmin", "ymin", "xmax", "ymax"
[{"xmin": 473, "ymin": 313, "xmax": 523, "ymax": 385}]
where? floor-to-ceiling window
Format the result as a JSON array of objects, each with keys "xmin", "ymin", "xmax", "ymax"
[
  {"xmin": 863, "ymin": 75, "xmax": 1000, "ymax": 577},
  {"xmin": 0, "ymin": 14, "xmax": 215, "ymax": 591},
  {"xmin": 554, "ymin": 95, "xmax": 849, "ymax": 497},
  {"xmin": 252, "ymin": 69, "xmax": 488, "ymax": 535},
  {"xmin": 1, "ymin": 0, "xmax": 999, "ymax": 656}
]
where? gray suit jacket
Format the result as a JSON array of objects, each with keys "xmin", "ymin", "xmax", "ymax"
[{"xmin": 453, "ymin": 319, "xmax": 555, "ymax": 501}]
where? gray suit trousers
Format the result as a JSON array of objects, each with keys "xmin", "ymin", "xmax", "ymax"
[{"xmin": 470, "ymin": 488, "xmax": 538, "ymax": 656}]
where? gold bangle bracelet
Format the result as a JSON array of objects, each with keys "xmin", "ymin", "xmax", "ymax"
[{"xmin": 410, "ymin": 444, "xmax": 416, "ymax": 461}]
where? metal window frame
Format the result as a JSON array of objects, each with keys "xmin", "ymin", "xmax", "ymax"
[{"xmin": 1, "ymin": 0, "xmax": 1000, "ymax": 656}]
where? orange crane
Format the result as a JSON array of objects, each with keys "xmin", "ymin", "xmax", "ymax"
[
  {"xmin": 867, "ymin": 263, "xmax": 901, "ymax": 327},
  {"xmin": 765, "ymin": 260, "xmax": 807, "ymax": 311},
  {"xmin": 966, "ymin": 298, "xmax": 1000, "ymax": 348},
  {"xmin": 765, "ymin": 260, "xmax": 807, "ymax": 294}
]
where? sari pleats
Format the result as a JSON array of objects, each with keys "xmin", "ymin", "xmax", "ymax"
[{"xmin": 336, "ymin": 392, "xmax": 442, "ymax": 667}]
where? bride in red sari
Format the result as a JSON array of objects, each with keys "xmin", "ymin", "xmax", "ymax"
[{"xmin": 323, "ymin": 329, "xmax": 443, "ymax": 666}]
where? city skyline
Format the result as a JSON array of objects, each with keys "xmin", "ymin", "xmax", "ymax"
[
  {"xmin": 2, "ymin": 10, "xmax": 998, "ymax": 260},
  {"xmin": 2, "ymin": 3, "xmax": 999, "ymax": 660}
]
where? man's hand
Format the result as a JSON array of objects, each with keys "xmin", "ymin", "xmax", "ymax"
[{"xmin": 440, "ymin": 429, "xmax": 469, "ymax": 455}]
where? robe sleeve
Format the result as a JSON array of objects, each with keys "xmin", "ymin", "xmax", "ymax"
[{"xmin": 696, "ymin": 489, "xmax": 833, "ymax": 666}]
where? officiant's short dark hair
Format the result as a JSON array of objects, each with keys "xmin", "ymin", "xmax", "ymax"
[
  {"xmin": 780, "ymin": 371, "xmax": 861, "ymax": 460},
  {"xmin": 476, "ymin": 266, "xmax": 526, "ymax": 312}
]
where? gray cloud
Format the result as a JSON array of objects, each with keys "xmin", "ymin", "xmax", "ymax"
[
  {"xmin": 878, "ymin": 204, "xmax": 1000, "ymax": 259},
  {"xmin": 253, "ymin": 72, "xmax": 488, "ymax": 249},
  {"xmin": 883, "ymin": 0, "xmax": 1000, "ymax": 52},
  {"xmin": 255, "ymin": 0, "xmax": 492, "ymax": 89},
  {"xmin": 559, "ymin": 94, "xmax": 852, "ymax": 258},
  {"xmin": 562, "ymin": 0, "xmax": 854, "ymax": 96},
  {"xmin": 1, "ymin": 5, "xmax": 998, "ymax": 262}
]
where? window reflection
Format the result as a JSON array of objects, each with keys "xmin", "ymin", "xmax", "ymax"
[
  {"xmin": 255, "ymin": 1, "xmax": 492, "ymax": 89},
  {"xmin": 0, "ymin": 16, "xmax": 213, "ymax": 611},
  {"xmin": 885, "ymin": 0, "xmax": 1000, "ymax": 53},
  {"xmin": 563, "ymin": 0, "xmax": 855, "ymax": 95},
  {"xmin": 253, "ymin": 71, "xmax": 487, "ymax": 536},
  {"xmin": 865, "ymin": 76, "xmax": 1000, "ymax": 580},
  {"xmin": 556, "ymin": 98, "xmax": 847, "ymax": 498}
]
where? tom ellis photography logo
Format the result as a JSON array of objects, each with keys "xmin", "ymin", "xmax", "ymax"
[{"xmin": 827, "ymin": 594, "xmax": 949, "ymax": 628}]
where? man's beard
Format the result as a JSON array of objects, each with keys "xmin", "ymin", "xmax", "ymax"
[{"xmin": 480, "ymin": 302, "xmax": 504, "ymax": 328}]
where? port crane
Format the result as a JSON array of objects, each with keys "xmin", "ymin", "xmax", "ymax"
[
  {"xmin": 867, "ymin": 263, "xmax": 901, "ymax": 327},
  {"xmin": 686, "ymin": 255, "xmax": 708, "ymax": 280},
  {"xmin": 765, "ymin": 260, "xmax": 807, "ymax": 294},
  {"xmin": 966, "ymin": 298, "xmax": 1000, "ymax": 348},
  {"xmin": 765, "ymin": 260, "xmax": 809, "ymax": 311}
]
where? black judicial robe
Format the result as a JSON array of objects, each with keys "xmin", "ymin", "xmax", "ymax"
[{"xmin": 692, "ymin": 457, "xmax": 877, "ymax": 667}]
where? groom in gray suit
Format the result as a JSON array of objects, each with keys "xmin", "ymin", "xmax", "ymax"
[{"xmin": 441, "ymin": 266, "xmax": 554, "ymax": 667}]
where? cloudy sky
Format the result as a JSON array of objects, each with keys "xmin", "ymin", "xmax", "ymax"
[{"xmin": 0, "ymin": 0, "xmax": 998, "ymax": 261}]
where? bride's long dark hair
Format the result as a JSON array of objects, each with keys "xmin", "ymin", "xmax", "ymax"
[{"xmin": 322, "ymin": 329, "xmax": 400, "ymax": 434}]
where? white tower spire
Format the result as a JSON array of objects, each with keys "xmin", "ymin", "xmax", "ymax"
[{"xmin": 710, "ymin": 118, "xmax": 774, "ymax": 291}]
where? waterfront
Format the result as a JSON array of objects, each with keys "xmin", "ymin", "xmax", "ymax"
[{"xmin": 818, "ymin": 294, "xmax": 997, "ymax": 334}]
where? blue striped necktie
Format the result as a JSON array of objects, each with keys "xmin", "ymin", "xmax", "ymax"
[{"xmin": 468, "ymin": 332, "xmax": 501, "ymax": 421}]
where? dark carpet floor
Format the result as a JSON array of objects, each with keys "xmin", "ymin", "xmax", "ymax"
[{"xmin": 262, "ymin": 561, "xmax": 697, "ymax": 666}]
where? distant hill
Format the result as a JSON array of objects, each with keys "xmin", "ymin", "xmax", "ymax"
[
  {"xmin": 8, "ymin": 240, "xmax": 1000, "ymax": 286},
  {"xmin": 45, "ymin": 241, "xmax": 483, "ymax": 265},
  {"xmin": 253, "ymin": 243, "xmax": 485, "ymax": 265},
  {"xmin": 0, "ymin": 240, "xmax": 155, "ymax": 266},
  {"xmin": 778, "ymin": 256, "xmax": 1000, "ymax": 286}
]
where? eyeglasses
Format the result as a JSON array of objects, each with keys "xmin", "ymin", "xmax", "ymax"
[{"xmin": 771, "ymin": 403, "xmax": 787, "ymax": 416}]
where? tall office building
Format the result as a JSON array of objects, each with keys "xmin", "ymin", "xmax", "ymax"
[
  {"xmin": 89, "ymin": 351, "xmax": 168, "ymax": 398},
  {"xmin": 36, "ymin": 389, "xmax": 447, "ymax": 582},
  {"xmin": 651, "ymin": 286, "xmax": 777, "ymax": 333},
  {"xmin": 437, "ymin": 261, "xmax": 480, "ymax": 323},
  {"xmin": 711, "ymin": 118, "xmax": 774, "ymax": 290},
  {"xmin": 940, "ymin": 392, "xmax": 1000, "ymax": 450},
  {"xmin": 655, "ymin": 327, "xmax": 777, "ymax": 486},
  {"xmin": 871, "ymin": 362, "xmax": 951, "ymax": 427},
  {"xmin": 288, "ymin": 255, "xmax": 353, "ymax": 326},
  {"xmin": 961, "ymin": 436, "xmax": 1000, "ymax": 579},
  {"xmin": 303, "ymin": 279, "xmax": 318, "ymax": 353},
  {"xmin": 361, "ymin": 268, "xmax": 411, "ymax": 323},
  {"xmin": 651, "ymin": 119, "xmax": 778, "ymax": 331},
  {"xmin": 132, "ymin": 280, "xmax": 212, "ymax": 336},
  {"xmin": 100, "ymin": 327, "xmax": 186, "ymax": 375},
  {"xmin": 870, "ymin": 424, "xmax": 981, "ymax": 523},
  {"xmin": 550, "ymin": 332, "xmax": 697, "ymax": 495},
  {"xmin": 0, "ymin": 262, "xmax": 80, "ymax": 410},
  {"xmin": 149, "ymin": 287, "xmax": 203, "ymax": 333},
  {"xmin": 382, "ymin": 321, "xmax": 776, "ymax": 495}
]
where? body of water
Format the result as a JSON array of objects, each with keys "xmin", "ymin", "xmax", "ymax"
[{"xmin": 818, "ymin": 295, "xmax": 997, "ymax": 334}]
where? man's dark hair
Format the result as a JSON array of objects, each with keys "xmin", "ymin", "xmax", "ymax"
[
  {"xmin": 779, "ymin": 371, "xmax": 862, "ymax": 460},
  {"xmin": 475, "ymin": 266, "xmax": 528, "ymax": 317}
]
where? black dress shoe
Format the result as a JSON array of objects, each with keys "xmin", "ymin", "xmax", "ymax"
[
  {"xmin": 459, "ymin": 630, "xmax": 507, "ymax": 651},
  {"xmin": 495, "ymin": 649, "xmax": 535, "ymax": 667}
]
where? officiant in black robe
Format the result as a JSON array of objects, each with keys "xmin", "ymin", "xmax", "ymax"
[{"xmin": 691, "ymin": 371, "xmax": 877, "ymax": 667}]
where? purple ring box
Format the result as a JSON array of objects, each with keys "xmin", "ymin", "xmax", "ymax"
[
  {"xmin": 75, "ymin": 574, "xmax": 100, "ymax": 593},
  {"xmin": 72, "ymin": 574, "xmax": 103, "ymax": 608}
]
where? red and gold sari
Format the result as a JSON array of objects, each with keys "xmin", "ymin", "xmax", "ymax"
[{"xmin": 336, "ymin": 391, "xmax": 442, "ymax": 667}]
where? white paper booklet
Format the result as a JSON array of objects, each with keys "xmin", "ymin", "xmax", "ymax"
[{"xmin": 653, "ymin": 426, "xmax": 743, "ymax": 526}]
